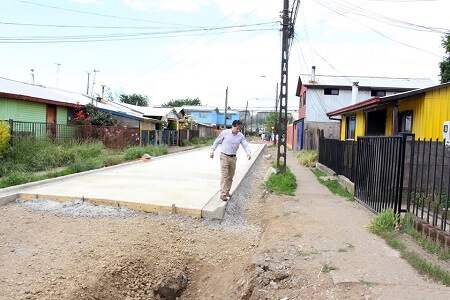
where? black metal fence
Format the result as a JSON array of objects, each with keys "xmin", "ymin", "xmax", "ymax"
[
  {"xmin": 140, "ymin": 130, "xmax": 178, "ymax": 146},
  {"xmin": 407, "ymin": 138, "xmax": 450, "ymax": 232},
  {"xmin": 318, "ymin": 135, "xmax": 450, "ymax": 234},
  {"xmin": 318, "ymin": 138, "xmax": 357, "ymax": 182},
  {"xmin": 354, "ymin": 135, "xmax": 410, "ymax": 214}
]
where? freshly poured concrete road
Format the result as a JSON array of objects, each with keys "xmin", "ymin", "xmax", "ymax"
[{"xmin": 4, "ymin": 144, "xmax": 265, "ymax": 219}]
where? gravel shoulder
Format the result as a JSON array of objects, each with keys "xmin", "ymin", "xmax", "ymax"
[{"xmin": 0, "ymin": 146, "xmax": 449, "ymax": 300}]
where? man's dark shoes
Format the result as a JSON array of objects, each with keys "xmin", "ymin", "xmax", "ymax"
[
  {"xmin": 226, "ymin": 192, "xmax": 232, "ymax": 198},
  {"xmin": 220, "ymin": 194, "xmax": 228, "ymax": 201}
]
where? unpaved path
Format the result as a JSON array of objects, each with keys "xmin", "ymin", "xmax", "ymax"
[{"xmin": 0, "ymin": 146, "xmax": 449, "ymax": 299}]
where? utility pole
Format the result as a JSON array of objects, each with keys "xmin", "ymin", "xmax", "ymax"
[
  {"xmin": 86, "ymin": 72, "xmax": 90, "ymax": 95},
  {"xmin": 30, "ymin": 69, "xmax": 35, "ymax": 84},
  {"xmin": 274, "ymin": 83, "xmax": 278, "ymax": 146},
  {"xmin": 55, "ymin": 63, "xmax": 61, "ymax": 87},
  {"xmin": 91, "ymin": 69, "xmax": 99, "ymax": 96},
  {"xmin": 224, "ymin": 87, "xmax": 228, "ymax": 129},
  {"xmin": 277, "ymin": 0, "xmax": 290, "ymax": 174},
  {"xmin": 244, "ymin": 101, "xmax": 248, "ymax": 136},
  {"xmin": 276, "ymin": 0, "xmax": 300, "ymax": 174}
]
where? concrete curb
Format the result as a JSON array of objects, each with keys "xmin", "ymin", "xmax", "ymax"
[{"xmin": 201, "ymin": 144, "xmax": 266, "ymax": 219}]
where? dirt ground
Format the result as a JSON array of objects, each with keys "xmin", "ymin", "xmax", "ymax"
[{"xmin": 0, "ymin": 146, "xmax": 449, "ymax": 300}]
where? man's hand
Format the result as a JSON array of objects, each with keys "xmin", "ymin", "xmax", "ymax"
[
  {"xmin": 247, "ymin": 154, "xmax": 251, "ymax": 160},
  {"xmin": 210, "ymin": 152, "xmax": 214, "ymax": 159}
]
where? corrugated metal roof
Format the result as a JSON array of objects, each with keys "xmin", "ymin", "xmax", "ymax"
[
  {"xmin": 0, "ymin": 76, "xmax": 92, "ymax": 106},
  {"xmin": 300, "ymin": 74, "xmax": 436, "ymax": 89},
  {"xmin": 119, "ymin": 103, "xmax": 178, "ymax": 118},
  {"xmin": 182, "ymin": 105, "xmax": 218, "ymax": 112}
]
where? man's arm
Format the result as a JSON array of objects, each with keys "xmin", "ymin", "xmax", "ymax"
[
  {"xmin": 210, "ymin": 131, "xmax": 225, "ymax": 158},
  {"xmin": 241, "ymin": 136, "xmax": 251, "ymax": 160}
]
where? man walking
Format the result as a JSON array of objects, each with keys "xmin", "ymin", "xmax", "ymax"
[{"xmin": 210, "ymin": 120, "xmax": 251, "ymax": 201}]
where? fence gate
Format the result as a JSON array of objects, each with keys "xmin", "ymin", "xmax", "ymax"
[{"xmin": 354, "ymin": 134, "xmax": 410, "ymax": 214}]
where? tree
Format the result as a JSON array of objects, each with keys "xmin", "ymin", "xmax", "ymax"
[
  {"xmin": 265, "ymin": 112, "xmax": 279, "ymax": 134},
  {"xmin": 119, "ymin": 93, "xmax": 150, "ymax": 107},
  {"xmin": 74, "ymin": 103, "xmax": 116, "ymax": 126},
  {"xmin": 440, "ymin": 33, "xmax": 450, "ymax": 84},
  {"xmin": 162, "ymin": 98, "xmax": 202, "ymax": 107}
]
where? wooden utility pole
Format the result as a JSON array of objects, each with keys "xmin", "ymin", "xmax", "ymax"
[{"xmin": 244, "ymin": 100, "xmax": 248, "ymax": 136}]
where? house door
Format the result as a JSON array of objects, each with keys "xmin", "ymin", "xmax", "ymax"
[
  {"xmin": 296, "ymin": 120, "xmax": 304, "ymax": 151},
  {"xmin": 46, "ymin": 105, "xmax": 57, "ymax": 140}
]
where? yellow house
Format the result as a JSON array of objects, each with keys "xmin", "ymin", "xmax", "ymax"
[{"xmin": 327, "ymin": 82, "xmax": 450, "ymax": 141}]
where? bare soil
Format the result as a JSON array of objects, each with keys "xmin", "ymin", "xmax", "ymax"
[{"xmin": 0, "ymin": 146, "xmax": 449, "ymax": 300}]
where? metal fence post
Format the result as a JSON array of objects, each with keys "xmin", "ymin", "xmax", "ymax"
[{"xmin": 406, "ymin": 133, "xmax": 415, "ymax": 213}]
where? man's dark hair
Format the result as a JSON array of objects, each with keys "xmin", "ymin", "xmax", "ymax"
[{"xmin": 232, "ymin": 120, "xmax": 242, "ymax": 127}]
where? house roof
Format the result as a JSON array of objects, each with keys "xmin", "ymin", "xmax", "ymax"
[
  {"xmin": 119, "ymin": 103, "xmax": 179, "ymax": 119},
  {"xmin": 0, "ymin": 76, "xmax": 92, "ymax": 107},
  {"xmin": 327, "ymin": 81, "xmax": 450, "ymax": 117},
  {"xmin": 300, "ymin": 74, "xmax": 436, "ymax": 90},
  {"xmin": 96, "ymin": 100, "xmax": 160, "ymax": 122},
  {"xmin": 182, "ymin": 105, "xmax": 218, "ymax": 112}
]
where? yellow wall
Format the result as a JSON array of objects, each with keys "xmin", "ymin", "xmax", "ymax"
[
  {"xmin": 339, "ymin": 111, "xmax": 365, "ymax": 141},
  {"xmin": 339, "ymin": 85, "xmax": 450, "ymax": 141},
  {"xmin": 385, "ymin": 86, "xmax": 450, "ymax": 140},
  {"xmin": 340, "ymin": 117, "xmax": 346, "ymax": 141},
  {"xmin": 355, "ymin": 111, "xmax": 365, "ymax": 138}
]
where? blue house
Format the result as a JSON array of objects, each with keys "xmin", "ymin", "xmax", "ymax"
[{"xmin": 216, "ymin": 109, "xmax": 240, "ymax": 128}]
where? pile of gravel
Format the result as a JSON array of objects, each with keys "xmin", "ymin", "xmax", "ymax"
[{"xmin": 17, "ymin": 198, "xmax": 142, "ymax": 218}]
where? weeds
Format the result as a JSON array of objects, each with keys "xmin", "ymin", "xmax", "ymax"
[
  {"xmin": 368, "ymin": 210, "xmax": 450, "ymax": 286},
  {"xmin": 265, "ymin": 166, "xmax": 297, "ymax": 196},
  {"xmin": 311, "ymin": 169, "xmax": 353, "ymax": 201},
  {"xmin": 0, "ymin": 137, "xmax": 170, "ymax": 188},
  {"xmin": 296, "ymin": 150, "xmax": 318, "ymax": 167},
  {"xmin": 321, "ymin": 264, "xmax": 338, "ymax": 273}
]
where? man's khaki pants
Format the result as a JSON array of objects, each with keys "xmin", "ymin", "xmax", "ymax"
[{"xmin": 220, "ymin": 153, "xmax": 237, "ymax": 195}]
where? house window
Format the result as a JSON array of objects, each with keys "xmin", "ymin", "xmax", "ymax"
[
  {"xmin": 346, "ymin": 115, "xmax": 356, "ymax": 140},
  {"xmin": 324, "ymin": 88, "xmax": 339, "ymax": 95},
  {"xmin": 371, "ymin": 90, "xmax": 386, "ymax": 97},
  {"xmin": 226, "ymin": 115, "xmax": 232, "ymax": 120},
  {"xmin": 399, "ymin": 110, "xmax": 413, "ymax": 133},
  {"xmin": 299, "ymin": 95, "xmax": 302, "ymax": 108},
  {"xmin": 199, "ymin": 112, "xmax": 208, "ymax": 118},
  {"xmin": 67, "ymin": 108, "xmax": 75, "ymax": 125},
  {"xmin": 303, "ymin": 91, "xmax": 306, "ymax": 105}
]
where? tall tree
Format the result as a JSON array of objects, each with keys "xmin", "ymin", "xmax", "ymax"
[
  {"xmin": 439, "ymin": 33, "xmax": 450, "ymax": 83},
  {"xmin": 265, "ymin": 112, "xmax": 279, "ymax": 134},
  {"xmin": 162, "ymin": 98, "xmax": 202, "ymax": 107},
  {"xmin": 119, "ymin": 93, "xmax": 150, "ymax": 107}
]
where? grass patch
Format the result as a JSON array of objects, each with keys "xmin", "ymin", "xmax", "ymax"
[
  {"xmin": 293, "ymin": 233, "xmax": 302, "ymax": 238},
  {"xmin": 0, "ymin": 137, "xmax": 171, "ymax": 188},
  {"xmin": 296, "ymin": 150, "xmax": 318, "ymax": 167},
  {"xmin": 182, "ymin": 137, "xmax": 214, "ymax": 147},
  {"xmin": 368, "ymin": 210, "xmax": 450, "ymax": 286},
  {"xmin": 311, "ymin": 169, "xmax": 353, "ymax": 201},
  {"xmin": 265, "ymin": 166, "xmax": 297, "ymax": 196},
  {"xmin": 338, "ymin": 248, "xmax": 348, "ymax": 253},
  {"xmin": 297, "ymin": 250, "xmax": 319, "ymax": 257},
  {"xmin": 403, "ymin": 214, "xmax": 450, "ymax": 260},
  {"xmin": 401, "ymin": 251, "xmax": 450, "ymax": 286},
  {"xmin": 321, "ymin": 264, "xmax": 338, "ymax": 273}
]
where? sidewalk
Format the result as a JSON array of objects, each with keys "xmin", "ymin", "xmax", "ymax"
[{"xmin": 284, "ymin": 150, "xmax": 450, "ymax": 298}]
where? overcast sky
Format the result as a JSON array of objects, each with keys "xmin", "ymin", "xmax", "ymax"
[{"xmin": 1, "ymin": 0, "xmax": 448, "ymax": 111}]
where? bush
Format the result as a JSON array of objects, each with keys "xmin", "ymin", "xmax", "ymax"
[
  {"xmin": 0, "ymin": 172, "xmax": 35, "ymax": 188},
  {"xmin": 11, "ymin": 137, "xmax": 65, "ymax": 171},
  {"xmin": 0, "ymin": 121, "xmax": 11, "ymax": 159},
  {"xmin": 369, "ymin": 210, "xmax": 401, "ymax": 235},
  {"xmin": 68, "ymin": 157, "xmax": 103, "ymax": 173},
  {"xmin": 296, "ymin": 150, "xmax": 318, "ymax": 167}
]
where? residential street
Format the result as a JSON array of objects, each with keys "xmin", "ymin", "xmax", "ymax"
[{"xmin": 0, "ymin": 145, "xmax": 449, "ymax": 299}]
